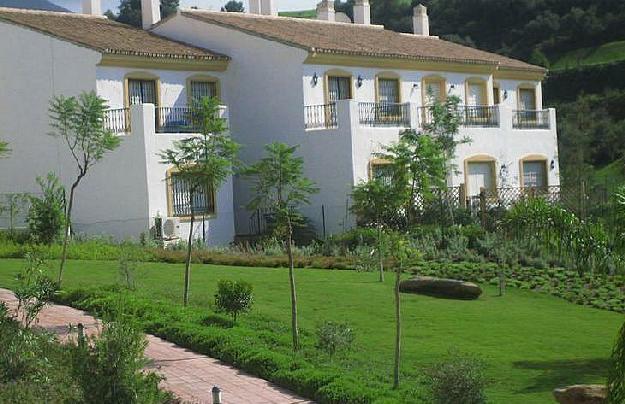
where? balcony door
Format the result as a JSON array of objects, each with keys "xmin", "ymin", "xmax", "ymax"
[
  {"xmin": 467, "ymin": 161, "xmax": 495, "ymax": 197},
  {"xmin": 518, "ymin": 88, "xmax": 536, "ymax": 110},
  {"xmin": 190, "ymin": 80, "xmax": 217, "ymax": 102},
  {"xmin": 378, "ymin": 78, "xmax": 400, "ymax": 104},
  {"xmin": 467, "ymin": 82, "xmax": 486, "ymax": 106},
  {"xmin": 327, "ymin": 76, "xmax": 351, "ymax": 102},
  {"xmin": 128, "ymin": 79, "xmax": 157, "ymax": 106}
]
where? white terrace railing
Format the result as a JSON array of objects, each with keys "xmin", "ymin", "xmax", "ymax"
[{"xmin": 103, "ymin": 107, "xmax": 131, "ymax": 133}]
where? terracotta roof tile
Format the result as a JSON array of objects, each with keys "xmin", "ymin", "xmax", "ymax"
[
  {"xmin": 182, "ymin": 10, "xmax": 542, "ymax": 72},
  {"xmin": 0, "ymin": 7, "xmax": 228, "ymax": 61}
]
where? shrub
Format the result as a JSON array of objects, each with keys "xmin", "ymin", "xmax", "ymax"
[
  {"xmin": 316, "ymin": 321, "xmax": 354, "ymax": 355},
  {"xmin": 70, "ymin": 317, "xmax": 168, "ymax": 404},
  {"xmin": 608, "ymin": 321, "xmax": 625, "ymax": 403},
  {"xmin": 13, "ymin": 252, "xmax": 57, "ymax": 327},
  {"xmin": 214, "ymin": 279, "xmax": 254, "ymax": 322},
  {"xmin": 27, "ymin": 172, "xmax": 65, "ymax": 245},
  {"xmin": 425, "ymin": 350, "xmax": 486, "ymax": 404}
]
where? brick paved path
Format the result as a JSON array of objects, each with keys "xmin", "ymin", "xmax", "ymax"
[{"xmin": 0, "ymin": 288, "xmax": 311, "ymax": 404}]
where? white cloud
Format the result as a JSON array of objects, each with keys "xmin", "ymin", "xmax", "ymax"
[{"xmin": 54, "ymin": 0, "xmax": 318, "ymax": 13}]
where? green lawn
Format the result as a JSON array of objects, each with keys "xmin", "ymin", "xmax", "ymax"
[
  {"xmin": 279, "ymin": 9, "xmax": 316, "ymax": 18},
  {"xmin": 551, "ymin": 40, "xmax": 625, "ymax": 70},
  {"xmin": 0, "ymin": 258, "xmax": 621, "ymax": 403}
]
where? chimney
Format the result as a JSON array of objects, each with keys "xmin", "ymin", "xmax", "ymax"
[
  {"xmin": 413, "ymin": 4, "xmax": 429, "ymax": 36},
  {"xmin": 353, "ymin": 0, "xmax": 370, "ymax": 25},
  {"xmin": 260, "ymin": 0, "xmax": 277, "ymax": 16},
  {"xmin": 249, "ymin": 0, "xmax": 261, "ymax": 14},
  {"xmin": 141, "ymin": 0, "xmax": 161, "ymax": 29},
  {"xmin": 81, "ymin": 0, "xmax": 101, "ymax": 16},
  {"xmin": 316, "ymin": 1, "xmax": 335, "ymax": 22}
]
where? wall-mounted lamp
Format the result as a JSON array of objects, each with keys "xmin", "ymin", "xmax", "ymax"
[
  {"xmin": 450, "ymin": 84, "xmax": 456, "ymax": 89},
  {"xmin": 312, "ymin": 73, "xmax": 319, "ymax": 87},
  {"xmin": 550, "ymin": 159, "xmax": 555, "ymax": 170},
  {"xmin": 412, "ymin": 83, "xmax": 419, "ymax": 89},
  {"xmin": 357, "ymin": 75, "xmax": 364, "ymax": 88},
  {"xmin": 503, "ymin": 90, "xmax": 508, "ymax": 100}
]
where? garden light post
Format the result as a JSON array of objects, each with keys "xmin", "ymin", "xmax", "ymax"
[{"xmin": 211, "ymin": 386, "xmax": 222, "ymax": 404}]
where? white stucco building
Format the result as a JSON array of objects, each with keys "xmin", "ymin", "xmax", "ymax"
[{"xmin": 0, "ymin": 0, "xmax": 560, "ymax": 242}]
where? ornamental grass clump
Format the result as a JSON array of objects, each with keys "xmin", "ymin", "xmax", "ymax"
[{"xmin": 316, "ymin": 321, "xmax": 354, "ymax": 355}]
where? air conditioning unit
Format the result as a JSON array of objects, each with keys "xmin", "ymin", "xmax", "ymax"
[{"xmin": 163, "ymin": 217, "xmax": 180, "ymax": 240}]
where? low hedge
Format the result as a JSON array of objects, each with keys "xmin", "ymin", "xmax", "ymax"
[
  {"xmin": 55, "ymin": 287, "xmax": 387, "ymax": 404},
  {"xmin": 414, "ymin": 261, "xmax": 625, "ymax": 313}
]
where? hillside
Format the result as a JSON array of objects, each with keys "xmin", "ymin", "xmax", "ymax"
[
  {"xmin": 551, "ymin": 40, "xmax": 625, "ymax": 71},
  {"xmin": 0, "ymin": 0, "xmax": 68, "ymax": 12}
]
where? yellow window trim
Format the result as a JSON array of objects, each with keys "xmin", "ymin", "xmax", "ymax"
[
  {"xmin": 375, "ymin": 72, "xmax": 401, "ymax": 103},
  {"xmin": 519, "ymin": 154, "xmax": 549, "ymax": 189},
  {"xmin": 166, "ymin": 167, "xmax": 217, "ymax": 222},
  {"xmin": 323, "ymin": 69, "xmax": 354, "ymax": 104},
  {"xmin": 422, "ymin": 75, "xmax": 446, "ymax": 105},
  {"xmin": 464, "ymin": 77, "xmax": 489, "ymax": 106},
  {"xmin": 123, "ymin": 71, "xmax": 161, "ymax": 109},
  {"xmin": 186, "ymin": 74, "xmax": 221, "ymax": 105},
  {"xmin": 463, "ymin": 154, "xmax": 498, "ymax": 194},
  {"xmin": 368, "ymin": 158, "xmax": 392, "ymax": 180}
]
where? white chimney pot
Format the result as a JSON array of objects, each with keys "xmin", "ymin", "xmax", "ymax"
[
  {"xmin": 141, "ymin": 0, "xmax": 161, "ymax": 30},
  {"xmin": 353, "ymin": 0, "xmax": 370, "ymax": 25},
  {"xmin": 413, "ymin": 4, "xmax": 430, "ymax": 36},
  {"xmin": 81, "ymin": 0, "xmax": 101, "ymax": 16},
  {"xmin": 317, "ymin": 0, "xmax": 335, "ymax": 22}
]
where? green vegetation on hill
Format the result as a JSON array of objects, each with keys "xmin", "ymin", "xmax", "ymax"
[
  {"xmin": 0, "ymin": 258, "xmax": 621, "ymax": 403},
  {"xmin": 279, "ymin": 10, "xmax": 316, "ymax": 19},
  {"xmin": 551, "ymin": 41, "xmax": 625, "ymax": 70}
]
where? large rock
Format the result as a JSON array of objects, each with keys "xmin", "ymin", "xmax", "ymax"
[
  {"xmin": 399, "ymin": 276, "xmax": 482, "ymax": 300},
  {"xmin": 553, "ymin": 385, "xmax": 607, "ymax": 404}
]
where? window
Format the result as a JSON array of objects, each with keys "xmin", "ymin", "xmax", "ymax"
[
  {"xmin": 466, "ymin": 81, "xmax": 486, "ymax": 106},
  {"xmin": 370, "ymin": 161, "xmax": 394, "ymax": 186},
  {"xmin": 327, "ymin": 76, "xmax": 352, "ymax": 101},
  {"xmin": 168, "ymin": 172, "xmax": 215, "ymax": 217},
  {"xmin": 466, "ymin": 160, "xmax": 496, "ymax": 197},
  {"xmin": 128, "ymin": 79, "xmax": 157, "ymax": 105},
  {"xmin": 522, "ymin": 160, "xmax": 547, "ymax": 189},
  {"xmin": 378, "ymin": 78, "xmax": 400, "ymax": 103},
  {"xmin": 189, "ymin": 80, "xmax": 218, "ymax": 102},
  {"xmin": 493, "ymin": 85, "xmax": 501, "ymax": 105},
  {"xmin": 518, "ymin": 88, "xmax": 537, "ymax": 110},
  {"xmin": 423, "ymin": 77, "xmax": 445, "ymax": 105}
]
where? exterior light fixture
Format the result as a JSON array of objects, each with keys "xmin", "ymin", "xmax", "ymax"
[
  {"xmin": 450, "ymin": 84, "xmax": 455, "ymax": 89},
  {"xmin": 503, "ymin": 90, "xmax": 508, "ymax": 100},
  {"xmin": 550, "ymin": 160, "xmax": 555, "ymax": 170},
  {"xmin": 357, "ymin": 75, "xmax": 364, "ymax": 88},
  {"xmin": 312, "ymin": 73, "xmax": 319, "ymax": 87}
]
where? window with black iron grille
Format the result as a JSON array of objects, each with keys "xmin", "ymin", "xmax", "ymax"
[{"xmin": 169, "ymin": 173, "xmax": 215, "ymax": 217}]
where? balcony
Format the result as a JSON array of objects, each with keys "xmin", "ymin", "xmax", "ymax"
[
  {"xmin": 104, "ymin": 104, "xmax": 228, "ymax": 134},
  {"xmin": 304, "ymin": 100, "xmax": 553, "ymax": 132}
]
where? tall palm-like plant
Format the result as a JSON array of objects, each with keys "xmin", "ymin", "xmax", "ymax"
[{"xmin": 159, "ymin": 97, "xmax": 239, "ymax": 306}]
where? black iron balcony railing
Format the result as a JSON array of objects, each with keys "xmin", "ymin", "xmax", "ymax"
[
  {"xmin": 513, "ymin": 109, "xmax": 550, "ymax": 129},
  {"xmin": 156, "ymin": 106, "xmax": 228, "ymax": 134},
  {"xmin": 359, "ymin": 102, "xmax": 410, "ymax": 127},
  {"xmin": 104, "ymin": 107, "xmax": 130, "ymax": 133},
  {"xmin": 419, "ymin": 105, "xmax": 499, "ymax": 128},
  {"xmin": 304, "ymin": 103, "xmax": 338, "ymax": 130}
]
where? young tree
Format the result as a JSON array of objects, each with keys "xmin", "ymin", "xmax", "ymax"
[
  {"xmin": 27, "ymin": 172, "xmax": 66, "ymax": 245},
  {"xmin": 117, "ymin": 0, "xmax": 179, "ymax": 27},
  {"xmin": 350, "ymin": 178, "xmax": 403, "ymax": 282},
  {"xmin": 49, "ymin": 92, "xmax": 121, "ymax": 286},
  {"xmin": 221, "ymin": 0, "xmax": 244, "ymax": 12},
  {"xmin": 243, "ymin": 143, "xmax": 318, "ymax": 350},
  {"xmin": 159, "ymin": 97, "xmax": 239, "ymax": 306}
]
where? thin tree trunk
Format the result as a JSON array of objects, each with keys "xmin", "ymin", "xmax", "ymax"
[
  {"xmin": 183, "ymin": 210, "xmax": 195, "ymax": 307},
  {"xmin": 286, "ymin": 217, "xmax": 299, "ymax": 351},
  {"xmin": 377, "ymin": 224, "xmax": 384, "ymax": 282},
  {"xmin": 58, "ymin": 183, "xmax": 78, "ymax": 286},
  {"xmin": 393, "ymin": 257, "xmax": 402, "ymax": 389}
]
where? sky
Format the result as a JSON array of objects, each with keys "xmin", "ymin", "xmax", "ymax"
[{"xmin": 54, "ymin": 0, "xmax": 318, "ymax": 13}]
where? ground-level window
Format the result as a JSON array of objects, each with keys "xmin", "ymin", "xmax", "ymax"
[
  {"xmin": 378, "ymin": 78, "xmax": 400, "ymax": 103},
  {"xmin": 466, "ymin": 160, "xmax": 496, "ymax": 197},
  {"xmin": 327, "ymin": 76, "xmax": 352, "ymax": 101},
  {"xmin": 522, "ymin": 160, "xmax": 548, "ymax": 189},
  {"xmin": 190, "ymin": 80, "xmax": 218, "ymax": 102},
  {"xmin": 168, "ymin": 172, "xmax": 215, "ymax": 217},
  {"xmin": 370, "ymin": 161, "xmax": 394, "ymax": 186},
  {"xmin": 128, "ymin": 79, "xmax": 157, "ymax": 105}
]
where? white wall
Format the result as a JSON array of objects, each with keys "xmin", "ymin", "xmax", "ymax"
[{"xmin": 0, "ymin": 22, "xmax": 101, "ymax": 199}]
